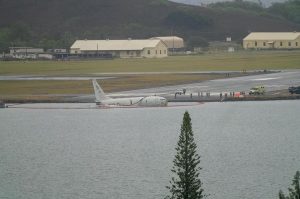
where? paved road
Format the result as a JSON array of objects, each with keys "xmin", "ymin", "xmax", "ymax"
[{"xmin": 0, "ymin": 70, "xmax": 269, "ymax": 80}]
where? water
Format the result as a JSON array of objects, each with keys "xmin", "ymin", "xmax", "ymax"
[{"xmin": 0, "ymin": 101, "xmax": 299, "ymax": 199}]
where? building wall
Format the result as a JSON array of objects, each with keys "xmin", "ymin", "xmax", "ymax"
[
  {"xmin": 141, "ymin": 42, "xmax": 168, "ymax": 58},
  {"xmin": 70, "ymin": 42, "xmax": 168, "ymax": 58},
  {"xmin": 38, "ymin": 54, "xmax": 54, "ymax": 60},
  {"xmin": 70, "ymin": 41, "xmax": 168, "ymax": 58},
  {"xmin": 53, "ymin": 49, "xmax": 67, "ymax": 53},
  {"xmin": 119, "ymin": 50, "xmax": 141, "ymax": 58},
  {"xmin": 70, "ymin": 49, "xmax": 142, "ymax": 58},
  {"xmin": 70, "ymin": 48, "xmax": 81, "ymax": 54},
  {"xmin": 10, "ymin": 48, "xmax": 44, "ymax": 54},
  {"xmin": 243, "ymin": 36, "xmax": 300, "ymax": 49}
]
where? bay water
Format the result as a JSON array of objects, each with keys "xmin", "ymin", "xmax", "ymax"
[{"xmin": 0, "ymin": 101, "xmax": 299, "ymax": 199}]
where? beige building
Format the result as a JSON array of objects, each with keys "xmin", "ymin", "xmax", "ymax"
[
  {"xmin": 150, "ymin": 36, "xmax": 184, "ymax": 51},
  {"xmin": 243, "ymin": 32, "xmax": 300, "ymax": 49},
  {"xmin": 70, "ymin": 39, "xmax": 168, "ymax": 58}
]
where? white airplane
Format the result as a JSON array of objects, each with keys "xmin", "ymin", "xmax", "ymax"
[{"xmin": 92, "ymin": 79, "xmax": 168, "ymax": 107}]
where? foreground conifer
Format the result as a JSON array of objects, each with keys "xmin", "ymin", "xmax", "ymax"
[
  {"xmin": 279, "ymin": 171, "xmax": 300, "ymax": 199},
  {"xmin": 166, "ymin": 111, "xmax": 204, "ymax": 199}
]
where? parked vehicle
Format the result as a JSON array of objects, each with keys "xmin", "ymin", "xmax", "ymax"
[
  {"xmin": 249, "ymin": 86, "xmax": 265, "ymax": 95},
  {"xmin": 288, "ymin": 86, "xmax": 300, "ymax": 94},
  {"xmin": 0, "ymin": 101, "xmax": 5, "ymax": 108}
]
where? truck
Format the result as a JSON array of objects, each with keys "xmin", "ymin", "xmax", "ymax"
[
  {"xmin": 249, "ymin": 86, "xmax": 265, "ymax": 95},
  {"xmin": 288, "ymin": 86, "xmax": 300, "ymax": 94}
]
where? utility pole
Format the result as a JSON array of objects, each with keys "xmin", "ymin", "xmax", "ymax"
[
  {"xmin": 97, "ymin": 43, "xmax": 98, "ymax": 57},
  {"xmin": 171, "ymin": 26, "xmax": 175, "ymax": 55}
]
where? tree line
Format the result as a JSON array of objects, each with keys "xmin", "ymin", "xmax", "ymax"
[
  {"xmin": 210, "ymin": 0, "xmax": 300, "ymax": 24},
  {"xmin": 0, "ymin": 23, "xmax": 75, "ymax": 52},
  {"xmin": 0, "ymin": 0, "xmax": 299, "ymax": 52}
]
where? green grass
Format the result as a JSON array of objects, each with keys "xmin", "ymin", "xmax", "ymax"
[
  {"xmin": 0, "ymin": 80, "xmax": 92, "ymax": 95},
  {"xmin": 0, "ymin": 73, "xmax": 236, "ymax": 98},
  {"xmin": 0, "ymin": 51, "xmax": 299, "ymax": 76},
  {"xmin": 0, "ymin": 51, "xmax": 299, "ymax": 101}
]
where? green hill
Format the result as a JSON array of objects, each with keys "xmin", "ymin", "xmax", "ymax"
[{"xmin": 0, "ymin": 0, "xmax": 299, "ymax": 51}]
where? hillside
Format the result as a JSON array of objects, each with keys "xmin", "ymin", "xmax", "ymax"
[
  {"xmin": 170, "ymin": 0, "xmax": 286, "ymax": 7},
  {"xmin": 0, "ymin": 0, "xmax": 299, "ymax": 51}
]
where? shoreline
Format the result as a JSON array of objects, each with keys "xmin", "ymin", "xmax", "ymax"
[{"xmin": 1, "ymin": 94, "xmax": 299, "ymax": 104}]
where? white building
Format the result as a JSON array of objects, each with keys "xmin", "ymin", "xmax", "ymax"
[
  {"xmin": 53, "ymin": 49, "xmax": 67, "ymax": 53},
  {"xmin": 9, "ymin": 47, "xmax": 44, "ymax": 59},
  {"xmin": 38, "ymin": 54, "xmax": 54, "ymax": 60},
  {"xmin": 226, "ymin": 37, "xmax": 232, "ymax": 42},
  {"xmin": 70, "ymin": 39, "xmax": 168, "ymax": 58},
  {"xmin": 9, "ymin": 47, "xmax": 44, "ymax": 55}
]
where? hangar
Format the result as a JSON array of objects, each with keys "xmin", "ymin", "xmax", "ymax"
[
  {"xmin": 150, "ymin": 36, "xmax": 184, "ymax": 51},
  {"xmin": 243, "ymin": 32, "xmax": 300, "ymax": 49},
  {"xmin": 70, "ymin": 39, "xmax": 168, "ymax": 58}
]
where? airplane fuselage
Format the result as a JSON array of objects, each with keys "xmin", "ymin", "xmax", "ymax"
[
  {"xmin": 92, "ymin": 79, "xmax": 168, "ymax": 107},
  {"xmin": 98, "ymin": 96, "xmax": 168, "ymax": 107}
]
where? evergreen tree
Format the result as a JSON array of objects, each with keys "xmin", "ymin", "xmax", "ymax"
[
  {"xmin": 166, "ymin": 111, "xmax": 204, "ymax": 199},
  {"xmin": 279, "ymin": 190, "xmax": 286, "ymax": 199},
  {"xmin": 279, "ymin": 171, "xmax": 300, "ymax": 199}
]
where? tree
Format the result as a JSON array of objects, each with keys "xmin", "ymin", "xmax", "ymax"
[
  {"xmin": 166, "ymin": 111, "xmax": 204, "ymax": 199},
  {"xmin": 279, "ymin": 171, "xmax": 300, "ymax": 199},
  {"xmin": 186, "ymin": 36, "xmax": 209, "ymax": 51}
]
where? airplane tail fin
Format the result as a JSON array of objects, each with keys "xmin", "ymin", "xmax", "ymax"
[{"xmin": 92, "ymin": 79, "xmax": 111, "ymax": 103}]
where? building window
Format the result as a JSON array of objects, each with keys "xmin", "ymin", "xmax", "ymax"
[
  {"xmin": 156, "ymin": 50, "xmax": 157, "ymax": 54},
  {"xmin": 288, "ymin": 42, "xmax": 291, "ymax": 46},
  {"xmin": 263, "ymin": 42, "xmax": 266, "ymax": 46},
  {"xmin": 255, "ymin": 41, "xmax": 257, "ymax": 46},
  {"xmin": 148, "ymin": 50, "xmax": 151, "ymax": 55},
  {"xmin": 296, "ymin": 42, "xmax": 298, "ymax": 46},
  {"xmin": 280, "ymin": 42, "xmax": 283, "ymax": 46},
  {"xmin": 160, "ymin": 50, "xmax": 162, "ymax": 54}
]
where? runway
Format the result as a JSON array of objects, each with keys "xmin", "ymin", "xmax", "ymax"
[
  {"xmin": 64, "ymin": 70, "xmax": 300, "ymax": 102},
  {"xmin": 1, "ymin": 70, "xmax": 299, "ymax": 102},
  {"xmin": 0, "ymin": 76, "xmax": 113, "ymax": 81},
  {"xmin": 113, "ymin": 70, "xmax": 300, "ymax": 96}
]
